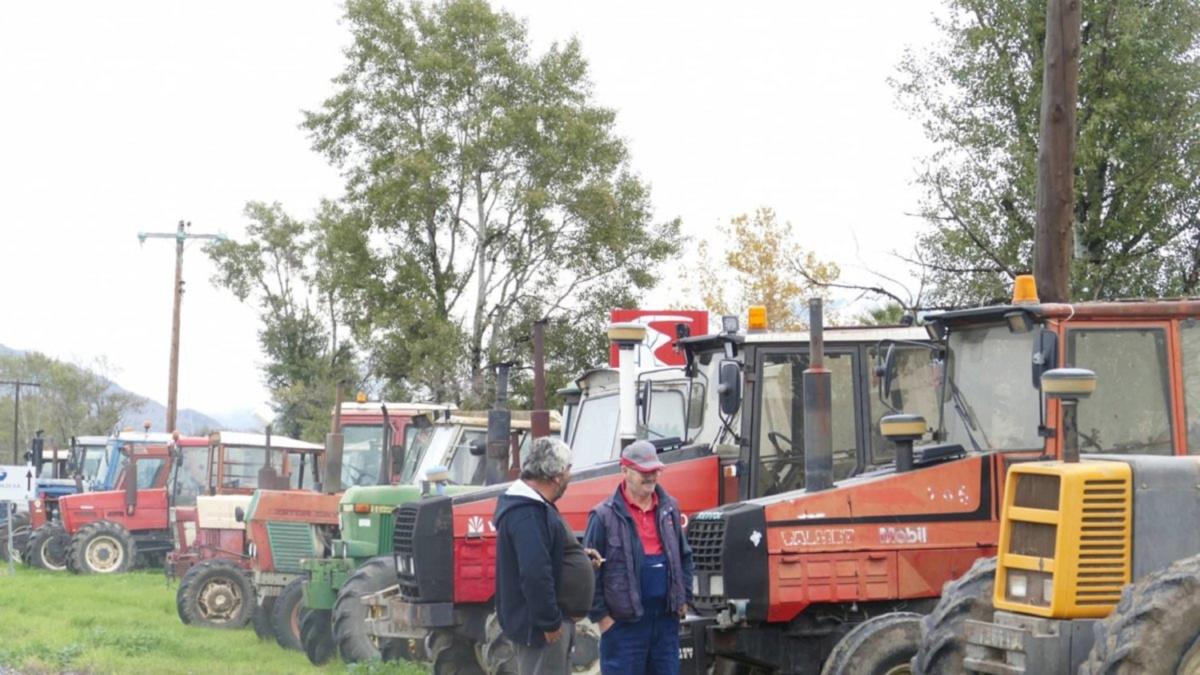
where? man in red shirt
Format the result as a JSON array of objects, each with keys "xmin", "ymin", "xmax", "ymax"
[{"xmin": 583, "ymin": 441, "xmax": 693, "ymax": 675}]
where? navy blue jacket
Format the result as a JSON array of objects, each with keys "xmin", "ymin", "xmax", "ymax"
[
  {"xmin": 494, "ymin": 482, "xmax": 566, "ymax": 647},
  {"xmin": 583, "ymin": 484, "xmax": 693, "ymax": 623}
]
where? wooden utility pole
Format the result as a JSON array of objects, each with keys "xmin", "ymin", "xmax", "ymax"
[
  {"xmin": 138, "ymin": 221, "xmax": 225, "ymax": 433},
  {"xmin": 1033, "ymin": 0, "xmax": 1081, "ymax": 302},
  {"xmin": 1, "ymin": 380, "xmax": 39, "ymax": 464}
]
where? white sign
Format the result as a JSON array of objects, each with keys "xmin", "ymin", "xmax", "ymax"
[{"xmin": 0, "ymin": 465, "xmax": 36, "ymax": 503}]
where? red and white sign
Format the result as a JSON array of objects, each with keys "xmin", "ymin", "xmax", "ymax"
[{"xmin": 608, "ymin": 309, "xmax": 709, "ymax": 367}]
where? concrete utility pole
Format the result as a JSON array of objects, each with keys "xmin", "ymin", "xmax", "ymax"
[
  {"xmin": 138, "ymin": 221, "xmax": 225, "ymax": 433},
  {"xmin": 1, "ymin": 380, "xmax": 40, "ymax": 464},
  {"xmin": 1033, "ymin": 0, "xmax": 1081, "ymax": 303}
]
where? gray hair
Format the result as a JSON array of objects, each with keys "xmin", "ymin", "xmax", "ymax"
[{"xmin": 521, "ymin": 437, "xmax": 571, "ymax": 481}]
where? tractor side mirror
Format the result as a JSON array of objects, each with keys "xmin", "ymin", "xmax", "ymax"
[
  {"xmin": 235, "ymin": 506, "xmax": 245, "ymax": 523},
  {"xmin": 639, "ymin": 379, "xmax": 653, "ymax": 426},
  {"xmin": 879, "ymin": 344, "xmax": 897, "ymax": 400},
  {"xmin": 468, "ymin": 439, "xmax": 487, "ymax": 457},
  {"xmin": 1031, "ymin": 330, "xmax": 1059, "ymax": 389},
  {"xmin": 717, "ymin": 361, "xmax": 741, "ymax": 416}
]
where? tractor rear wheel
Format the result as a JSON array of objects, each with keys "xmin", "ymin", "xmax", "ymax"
[
  {"xmin": 272, "ymin": 577, "xmax": 305, "ymax": 650},
  {"xmin": 912, "ymin": 556, "xmax": 996, "ymax": 675},
  {"xmin": 822, "ymin": 612, "xmax": 922, "ymax": 675},
  {"xmin": 176, "ymin": 560, "xmax": 254, "ymax": 629},
  {"xmin": 252, "ymin": 596, "xmax": 276, "ymax": 641},
  {"xmin": 333, "ymin": 556, "xmax": 398, "ymax": 663},
  {"xmin": 66, "ymin": 521, "xmax": 136, "ymax": 574},
  {"xmin": 0, "ymin": 511, "xmax": 31, "ymax": 564},
  {"xmin": 1080, "ymin": 553, "xmax": 1200, "ymax": 675},
  {"xmin": 301, "ymin": 608, "xmax": 336, "ymax": 665},
  {"xmin": 25, "ymin": 523, "xmax": 67, "ymax": 571}
]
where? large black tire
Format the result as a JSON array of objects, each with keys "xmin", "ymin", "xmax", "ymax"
[
  {"xmin": 912, "ymin": 556, "xmax": 996, "ymax": 675},
  {"xmin": 24, "ymin": 523, "xmax": 67, "ymax": 571},
  {"xmin": 333, "ymin": 556, "xmax": 399, "ymax": 663},
  {"xmin": 252, "ymin": 596, "xmax": 276, "ymax": 641},
  {"xmin": 176, "ymin": 560, "xmax": 255, "ymax": 629},
  {"xmin": 822, "ymin": 612, "xmax": 922, "ymax": 675},
  {"xmin": 272, "ymin": 577, "xmax": 305, "ymax": 650},
  {"xmin": 302, "ymin": 608, "xmax": 336, "ymax": 665},
  {"xmin": 66, "ymin": 521, "xmax": 136, "ymax": 574},
  {"xmin": 1081, "ymin": 553, "xmax": 1200, "ymax": 675},
  {"xmin": 430, "ymin": 634, "xmax": 486, "ymax": 675},
  {"xmin": 0, "ymin": 511, "xmax": 31, "ymax": 564}
]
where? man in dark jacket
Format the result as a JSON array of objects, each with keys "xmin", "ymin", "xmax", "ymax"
[
  {"xmin": 584, "ymin": 441, "xmax": 693, "ymax": 675},
  {"xmin": 494, "ymin": 437, "xmax": 575, "ymax": 675}
]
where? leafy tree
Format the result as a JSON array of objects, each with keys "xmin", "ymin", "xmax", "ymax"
[
  {"xmin": 206, "ymin": 201, "xmax": 357, "ymax": 440},
  {"xmin": 0, "ymin": 353, "xmax": 144, "ymax": 457},
  {"xmin": 894, "ymin": 0, "xmax": 1200, "ymax": 305},
  {"xmin": 304, "ymin": 0, "xmax": 680, "ymax": 406},
  {"xmin": 855, "ymin": 303, "xmax": 909, "ymax": 326},
  {"xmin": 689, "ymin": 208, "xmax": 839, "ymax": 330}
]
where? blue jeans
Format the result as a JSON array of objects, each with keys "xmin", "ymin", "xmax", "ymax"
[{"xmin": 599, "ymin": 554, "xmax": 679, "ymax": 675}]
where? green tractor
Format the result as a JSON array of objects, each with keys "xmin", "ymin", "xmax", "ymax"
[{"xmin": 299, "ymin": 409, "xmax": 560, "ymax": 664}]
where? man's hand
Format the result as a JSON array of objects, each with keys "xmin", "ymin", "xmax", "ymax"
[
  {"xmin": 544, "ymin": 625, "xmax": 565, "ymax": 644},
  {"xmin": 679, "ymin": 603, "xmax": 692, "ymax": 619},
  {"xmin": 598, "ymin": 616, "xmax": 615, "ymax": 634},
  {"xmin": 585, "ymin": 548, "xmax": 605, "ymax": 569}
]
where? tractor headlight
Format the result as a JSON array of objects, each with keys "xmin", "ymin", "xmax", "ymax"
[
  {"xmin": 710, "ymin": 575, "xmax": 724, "ymax": 596},
  {"xmin": 1008, "ymin": 572, "xmax": 1028, "ymax": 598}
]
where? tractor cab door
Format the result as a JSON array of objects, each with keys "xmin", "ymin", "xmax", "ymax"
[{"xmin": 1064, "ymin": 321, "xmax": 1178, "ymax": 456}]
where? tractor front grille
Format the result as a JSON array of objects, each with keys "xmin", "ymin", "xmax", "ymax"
[
  {"xmin": 1074, "ymin": 479, "xmax": 1130, "ymax": 607},
  {"xmin": 266, "ymin": 521, "xmax": 314, "ymax": 574},
  {"xmin": 687, "ymin": 515, "xmax": 727, "ymax": 612},
  {"xmin": 392, "ymin": 496, "xmax": 454, "ymax": 603},
  {"xmin": 393, "ymin": 502, "xmax": 420, "ymax": 598}
]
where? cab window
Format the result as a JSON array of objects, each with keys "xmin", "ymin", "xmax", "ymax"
[
  {"xmin": 136, "ymin": 458, "xmax": 167, "ymax": 488},
  {"xmin": 867, "ymin": 345, "xmax": 941, "ymax": 466},
  {"xmin": 755, "ymin": 351, "xmax": 859, "ymax": 496},
  {"xmin": 1068, "ymin": 327, "xmax": 1173, "ymax": 455},
  {"xmin": 173, "ymin": 447, "xmax": 210, "ymax": 506},
  {"xmin": 287, "ymin": 452, "xmax": 318, "ymax": 490},
  {"xmin": 570, "ymin": 394, "xmax": 619, "ymax": 468},
  {"xmin": 446, "ymin": 429, "xmax": 487, "ymax": 485}
]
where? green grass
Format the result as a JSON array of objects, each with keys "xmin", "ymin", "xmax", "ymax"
[{"xmin": 0, "ymin": 567, "xmax": 427, "ymax": 675}]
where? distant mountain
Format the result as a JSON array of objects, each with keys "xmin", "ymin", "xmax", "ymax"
[{"xmin": 0, "ymin": 342, "xmax": 264, "ymax": 434}]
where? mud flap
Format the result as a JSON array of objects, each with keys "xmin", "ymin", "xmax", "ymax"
[{"xmin": 680, "ymin": 617, "xmax": 714, "ymax": 675}]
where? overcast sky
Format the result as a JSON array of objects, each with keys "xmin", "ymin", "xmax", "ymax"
[{"xmin": 0, "ymin": 0, "xmax": 944, "ymax": 420}]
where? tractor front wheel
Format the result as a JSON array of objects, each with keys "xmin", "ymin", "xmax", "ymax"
[
  {"xmin": 0, "ymin": 511, "xmax": 31, "ymax": 564},
  {"xmin": 272, "ymin": 578, "xmax": 305, "ymax": 650},
  {"xmin": 252, "ymin": 596, "xmax": 276, "ymax": 641},
  {"xmin": 301, "ymin": 608, "xmax": 336, "ymax": 665},
  {"xmin": 429, "ymin": 631, "xmax": 486, "ymax": 675},
  {"xmin": 1081, "ymin": 553, "xmax": 1200, "ymax": 674},
  {"xmin": 176, "ymin": 560, "xmax": 254, "ymax": 629},
  {"xmin": 66, "ymin": 521, "xmax": 136, "ymax": 574},
  {"xmin": 912, "ymin": 556, "xmax": 995, "ymax": 674},
  {"xmin": 25, "ymin": 523, "xmax": 68, "ymax": 571},
  {"xmin": 333, "ymin": 556, "xmax": 398, "ymax": 663},
  {"xmin": 822, "ymin": 612, "xmax": 922, "ymax": 675}
]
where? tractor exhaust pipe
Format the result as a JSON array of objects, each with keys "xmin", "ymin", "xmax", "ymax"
[
  {"xmin": 322, "ymin": 382, "xmax": 345, "ymax": 494},
  {"xmin": 803, "ymin": 298, "xmax": 834, "ymax": 492},
  {"xmin": 379, "ymin": 404, "xmax": 392, "ymax": 485},
  {"xmin": 486, "ymin": 363, "xmax": 514, "ymax": 485},
  {"xmin": 530, "ymin": 319, "xmax": 551, "ymax": 439}
]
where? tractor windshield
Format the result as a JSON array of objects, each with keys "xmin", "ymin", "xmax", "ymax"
[
  {"xmin": 173, "ymin": 445, "xmax": 210, "ymax": 506},
  {"xmin": 399, "ymin": 425, "xmax": 454, "ymax": 484},
  {"xmin": 219, "ymin": 445, "xmax": 286, "ymax": 490},
  {"xmin": 943, "ymin": 324, "xmax": 1041, "ymax": 452},
  {"xmin": 341, "ymin": 424, "xmax": 385, "ymax": 488},
  {"xmin": 79, "ymin": 446, "xmax": 106, "ymax": 481}
]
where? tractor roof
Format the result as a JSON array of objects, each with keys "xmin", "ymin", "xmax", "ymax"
[{"xmin": 208, "ymin": 431, "xmax": 324, "ymax": 452}]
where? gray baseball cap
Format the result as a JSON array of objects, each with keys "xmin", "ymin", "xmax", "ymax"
[{"xmin": 620, "ymin": 440, "xmax": 665, "ymax": 473}]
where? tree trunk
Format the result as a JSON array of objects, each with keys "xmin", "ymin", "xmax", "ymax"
[{"xmin": 1033, "ymin": 0, "xmax": 1081, "ymax": 303}]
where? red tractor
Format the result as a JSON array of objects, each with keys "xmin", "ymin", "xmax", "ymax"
[
  {"xmin": 55, "ymin": 433, "xmax": 209, "ymax": 574},
  {"xmin": 362, "ymin": 314, "xmax": 939, "ymax": 672},
  {"xmin": 170, "ymin": 430, "xmax": 325, "ymax": 629},
  {"xmin": 680, "ymin": 290, "xmax": 1200, "ymax": 673}
]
